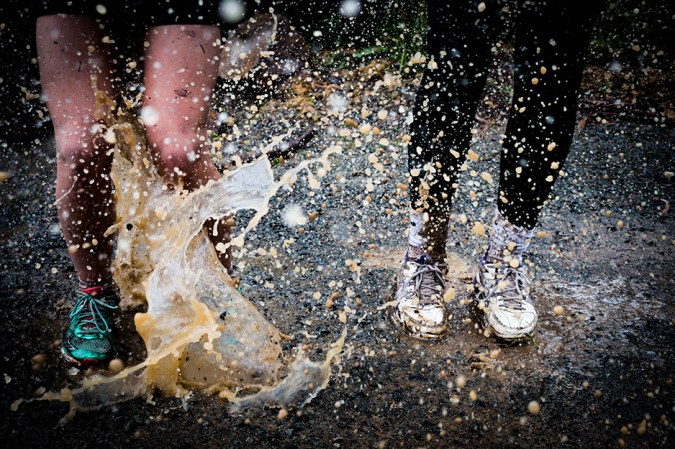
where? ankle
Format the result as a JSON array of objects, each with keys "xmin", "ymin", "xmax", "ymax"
[
  {"xmin": 79, "ymin": 279, "xmax": 113, "ymax": 290},
  {"xmin": 486, "ymin": 210, "xmax": 533, "ymax": 263},
  {"xmin": 77, "ymin": 279, "xmax": 116, "ymax": 300},
  {"xmin": 407, "ymin": 209, "xmax": 448, "ymax": 260},
  {"xmin": 406, "ymin": 245, "xmax": 426, "ymax": 259}
]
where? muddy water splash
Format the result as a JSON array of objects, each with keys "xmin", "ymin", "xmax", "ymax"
[{"xmin": 15, "ymin": 88, "xmax": 346, "ymax": 422}]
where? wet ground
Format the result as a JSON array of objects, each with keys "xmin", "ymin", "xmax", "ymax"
[{"xmin": 1, "ymin": 47, "xmax": 673, "ymax": 448}]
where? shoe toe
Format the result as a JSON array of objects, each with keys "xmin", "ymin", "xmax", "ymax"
[
  {"xmin": 393, "ymin": 303, "xmax": 448, "ymax": 339},
  {"xmin": 488, "ymin": 302, "xmax": 537, "ymax": 340}
]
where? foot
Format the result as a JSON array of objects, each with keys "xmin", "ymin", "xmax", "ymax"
[
  {"xmin": 391, "ymin": 251, "xmax": 449, "ymax": 340},
  {"xmin": 471, "ymin": 212, "xmax": 537, "ymax": 342},
  {"xmin": 471, "ymin": 256, "xmax": 537, "ymax": 341},
  {"xmin": 470, "ymin": 212, "xmax": 537, "ymax": 341},
  {"xmin": 61, "ymin": 286, "xmax": 118, "ymax": 366}
]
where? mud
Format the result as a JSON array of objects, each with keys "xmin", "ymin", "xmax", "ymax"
[{"xmin": 1, "ymin": 43, "xmax": 673, "ymax": 449}]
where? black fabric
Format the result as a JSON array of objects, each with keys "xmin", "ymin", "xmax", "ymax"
[
  {"xmin": 36, "ymin": 0, "xmax": 222, "ymax": 25},
  {"xmin": 31, "ymin": 0, "xmax": 232, "ymax": 94},
  {"xmin": 34, "ymin": 0, "xmax": 224, "ymax": 59},
  {"xmin": 408, "ymin": 0, "xmax": 606, "ymax": 229}
]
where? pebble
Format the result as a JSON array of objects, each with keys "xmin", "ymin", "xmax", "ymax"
[{"xmin": 455, "ymin": 375, "xmax": 466, "ymax": 388}]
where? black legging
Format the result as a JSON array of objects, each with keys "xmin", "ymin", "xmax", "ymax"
[{"xmin": 409, "ymin": 0, "xmax": 605, "ymax": 230}]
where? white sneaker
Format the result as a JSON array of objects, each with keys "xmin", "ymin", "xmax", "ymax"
[
  {"xmin": 471, "ymin": 212, "xmax": 537, "ymax": 341},
  {"xmin": 472, "ymin": 258, "xmax": 537, "ymax": 340},
  {"xmin": 392, "ymin": 252, "xmax": 449, "ymax": 340}
]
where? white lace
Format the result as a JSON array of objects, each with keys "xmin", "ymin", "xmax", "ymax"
[
  {"xmin": 480, "ymin": 263, "xmax": 532, "ymax": 311},
  {"xmin": 403, "ymin": 259, "xmax": 446, "ymax": 306}
]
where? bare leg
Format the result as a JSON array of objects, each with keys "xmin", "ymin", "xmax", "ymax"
[
  {"xmin": 142, "ymin": 24, "xmax": 231, "ymax": 272},
  {"xmin": 36, "ymin": 15, "xmax": 117, "ymax": 286}
]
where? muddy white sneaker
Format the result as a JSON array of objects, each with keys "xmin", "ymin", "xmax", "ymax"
[
  {"xmin": 470, "ymin": 212, "xmax": 537, "ymax": 341},
  {"xmin": 392, "ymin": 252, "xmax": 449, "ymax": 340},
  {"xmin": 472, "ymin": 258, "xmax": 537, "ymax": 340}
]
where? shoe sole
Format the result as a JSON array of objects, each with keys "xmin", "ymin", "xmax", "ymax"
[
  {"xmin": 60, "ymin": 346, "xmax": 110, "ymax": 368},
  {"xmin": 488, "ymin": 317, "xmax": 537, "ymax": 342}
]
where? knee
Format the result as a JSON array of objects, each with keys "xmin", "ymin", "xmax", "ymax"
[{"xmin": 55, "ymin": 126, "xmax": 111, "ymax": 172}]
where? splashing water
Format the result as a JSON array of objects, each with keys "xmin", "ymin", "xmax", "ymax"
[{"xmin": 13, "ymin": 86, "xmax": 346, "ymax": 423}]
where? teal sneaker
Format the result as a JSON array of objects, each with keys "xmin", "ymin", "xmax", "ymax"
[{"xmin": 61, "ymin": 286, "xmax": 118, "ymax": 366}]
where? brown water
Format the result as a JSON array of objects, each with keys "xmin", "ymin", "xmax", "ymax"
[{"xmin": 13, "ymin": 86, "xmax": 346, "ymax": 422}]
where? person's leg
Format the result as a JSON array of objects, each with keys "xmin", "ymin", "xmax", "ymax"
[
  {"xmin": 473, "ymin": 1, "xmax": 606, "ymax": 341},
  {"xmin": 36, "ymin": 14, "xmax": 117, "ymax": 286},
  {"xmin": 407, "ymin": 1, "xmax": 504, "ymax": 262},
  {"xmin": 36, "ymin": 14, "xmax": 119, "ymax": 365},
  {"xmin": 141, "ymin": 24, "xmax": 232, "ymax": 271},
  {"xmin": 499, "ymin": 1, "xmax": 605, "ymax": 227},
  {"xmin": 393, "ymin": 1, "xmax": 503, "ymax": 340}
]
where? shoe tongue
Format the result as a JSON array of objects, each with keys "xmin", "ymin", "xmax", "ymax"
[
  {"xmin": 415, "ymin": 253, "xmax": 434, "ymax": 265},
  {"xmin": 81, "ymin": 286, "xmax": 106, "ymax": 297}
]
